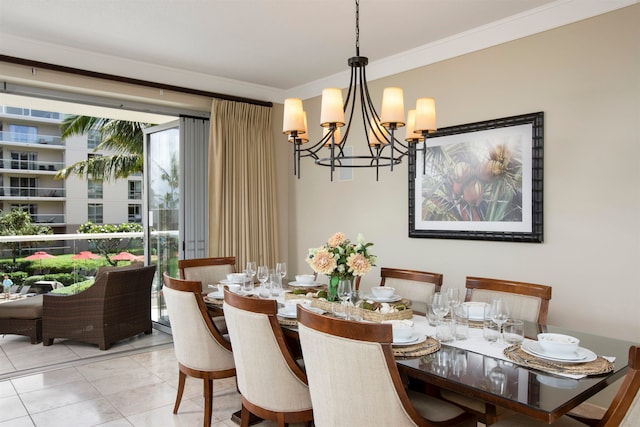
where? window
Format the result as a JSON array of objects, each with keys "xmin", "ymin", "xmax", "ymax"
[
  {"xmin": 87, "ymin": 130, "xmax": 101, "ymax": 149},
  {"xmin": 87, "ymin": 153, "xmax": 102, "ymax": 160},
  {"xmin": 128, "ymin": 204, "xmax": 142, "ymax": 223},
  {"xmin": 9, "ymin": 125, "xmax": 37, "ymax": 143},
  {"xmin": 88, "ymin": 203, "xmax": 103, "ymax": 223},
  {"xmin": 87, "ymin": 179, "xmax": 103, "ymax": 199},
  {"xmin": 128, "ymin": 180, "xmax": 142, "ymax": 199},
  {"xmin": 10, "ymin": 177, "xmax": 38, "ymax": 196},
  {"xmin": 10, "ymin": 151, "xmax": 38, "ymax": 170}
]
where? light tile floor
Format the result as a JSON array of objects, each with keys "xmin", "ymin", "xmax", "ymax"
[{"xmin": 0, "ymin": 331, "xmax": 294, "ymax": 426}]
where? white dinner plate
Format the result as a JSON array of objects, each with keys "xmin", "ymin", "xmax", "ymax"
[
  {"xmin": 393, "ymin": 335, "xmax": 427, "ymax": 346},
  {"xmin": 364, "ymin": 294, "xmax": 403, "ymax": 303},
  {"xmin": 521, "ymin": 341, "xmax": 597, "ymax": 363},
  {"xmin": 288, "ymin": 281, "xmax": 321, "ymax": 288},
  {"xmin": 277, "ymin": 309, "xmax": 297, "ymax": 318},
  {"xmin": 220, "ymin": 279, "xmax": 243, "ymax": 285},
  {"xmin": 306, "ymin": 306, "xmax": 326, "ymax": 315},
  {"xmin": 207, "ymin": 291, "xmax": 224, "ymax": 299}
]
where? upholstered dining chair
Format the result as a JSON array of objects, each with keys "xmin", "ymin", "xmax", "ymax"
[
  {"xmin": 441, "ymin": 276, "xmax": 553, "ymax": 425},
  {"xmin": 223, "ymin": 290, "xmax": 313, "ymax": 427},
  {"xmin": 297, "ymin": 305, "xmax": 475, "ymax": 427},
  {"xmin": 178, "ymin": 256, "xmax": 236, "ymax": 293},
  {"xmin": 376, "ymin": 267, "xmax": 443, "ymax": 315},
  {"xmin": 162, "ymin": 273, "xmax": 236, "ymax": 427},
  {"xmin": 463, "ymin": 276, "xmax": 552, "ymax": 324},
  {"xmin": 492, "ymin": 345, "xmax": 640, "ymax": 427}
]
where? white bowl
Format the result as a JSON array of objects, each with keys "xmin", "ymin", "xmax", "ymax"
[
  {"xmin": 537, "ymin": 333, "xmax": 580, "ymax": 356},
  {"xmin": 227, "ymin": 273, "xmax": 246, "ymax": 283},
  {"xmin": 224, "ymin": 283, "xmax": 242, "ymax": 293},
  {"xmin": 371, "ymin": 286, "xmax": 395, "ymax": 299},
  {"xmin": 295, "ymin": 274, "xmax": 315, "ymax": 284},
  {"xmin": 282, "ymin": 299, "xmax": 309, "ymax": 315},
  {"xmin": 383, "ymin": 319, "xmax": 414, "ymax": 341}
]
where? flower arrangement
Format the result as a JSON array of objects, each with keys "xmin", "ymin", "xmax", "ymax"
[{"xmin": 306, "ymin": 232, "xmax": 376, "ymax": 281}]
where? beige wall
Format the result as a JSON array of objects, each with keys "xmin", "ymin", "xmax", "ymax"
[{"xmin": 276, "ymin": 5, "xmax": 640, "ymax": 343}]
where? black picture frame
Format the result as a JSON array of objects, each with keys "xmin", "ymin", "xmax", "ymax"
[{"xmin": 408, "ymin": 112, "xmax": 543, "ymax": 242}]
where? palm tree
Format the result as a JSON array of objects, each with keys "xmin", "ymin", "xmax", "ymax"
[{"xmin": 55, "ymin": 116, "xmax": 152, "ymax": 181}]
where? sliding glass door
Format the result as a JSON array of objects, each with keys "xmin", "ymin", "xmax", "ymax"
[{"xmin": 144, "ymin": 121, "xmax": 180, "ymax": 326}]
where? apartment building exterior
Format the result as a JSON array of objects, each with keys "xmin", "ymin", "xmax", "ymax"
[{"xmin": 0, "ymin": 105, "xmax": 143, "ymax": 238}]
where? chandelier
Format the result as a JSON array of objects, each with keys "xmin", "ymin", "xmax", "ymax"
[{"xmin": 282, "ymin": 0, "xmax": 437, "ymax": 181}]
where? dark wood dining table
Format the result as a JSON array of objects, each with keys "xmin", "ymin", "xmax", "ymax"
[
  {"xmin": 395, "ymin": 321, "xmax": 633, "ymax": 424},
  {"xmin": 205, "ymin": 291, "xmax": 633, "ymax": 425}
]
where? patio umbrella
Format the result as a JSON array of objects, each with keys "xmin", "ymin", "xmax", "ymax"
[
  {"xmin": 25, "ymin": 251, "xmax": 56, "ymax": 270},
  {"xmin": 71, "ymin": 251, "xmax": 101, "ymax": 260},
  {"xmin": 111, "ymin": 251, "xmax": 143, "ymax": 261}
]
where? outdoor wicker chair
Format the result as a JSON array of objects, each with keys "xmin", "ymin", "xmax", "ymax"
[{"xmin": 42, "ymin": 264, "xmax": 156, "ymax": 350}]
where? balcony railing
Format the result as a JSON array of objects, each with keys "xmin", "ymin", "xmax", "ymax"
[
  {"xmin": 0, "ymin": 159, "xmax": 64, "ymax": 171},
  {"xmin": 0, "ymin": 106, "xmax": 65, "ymax": 121},
  {"xmin": 0, "ymin": 131, "xmax": 64, "ymax": 146},
  {"xmin": 31, "ymin": 213, "xmax": 66, "ymax": 224},
  {"xmin": 2, "ymin": 186, "xmax": 66, "ymax": 198}
]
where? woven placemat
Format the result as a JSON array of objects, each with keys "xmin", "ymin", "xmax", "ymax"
[
  {"xmin": 504, "ymin": 344, "xmax": 613, "ymax": 376},
  {"xmin": 393, "ymin": 337, "xmax": 440, "ymax": 359},
  {"xmin": 204, "ymin": 296, "xmax": 223, "ymax": 306},
  {"xmin": 277, "ymin": 315, "xmax": 298, "ymax": 326},
  {"xmin": 469, "ymin": 320, "xmax": 484, "ymax": 329}
]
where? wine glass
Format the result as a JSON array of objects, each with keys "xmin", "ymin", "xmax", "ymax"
[
  {"xmin": 246, "ymin": 261, "xmax": 257, "ymax": 283},
  {"xmin": 446, "ymin": 288, "xmax": 461, "ymax": 309},
  {"xmin": 490, "ymin": 298, "xmax": 510, "ymax": 344},
  {"xmin": 446, "ymin": 288, "xmax": 461, "ymax": 336},
  {"xmin": 432, "ymin": 292, "xmax": 452, "ymax": 342},
  {"xmin": 336, "ymin": 279, "xmax": 352, "ymax": 318},
  {"xmin": 431, "ymin": 292, "xmax": 450, "ymax": 321},
  {"xmin": 276, "ymin": 262, "xmax": 287, "ymax": 281},
  {"xmin": 257, "ymin": 265, "xmax": 269, "ymax": 297}
]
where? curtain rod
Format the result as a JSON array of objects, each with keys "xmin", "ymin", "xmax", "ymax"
[{"xmin": 0, "ymin": 55, "xmax": 273, "ymax": 108}]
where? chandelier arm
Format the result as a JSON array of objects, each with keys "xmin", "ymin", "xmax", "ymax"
[{"xmin": 293, "ymin": 138, "xmax": 299, "ymax": 179}]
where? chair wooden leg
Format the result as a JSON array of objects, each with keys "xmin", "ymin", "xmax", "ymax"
[
  {"xmin": 204, "ymin": 378, "xmax": 213, "ymax": 427},
  {"xmin": 276, "ymin": 412, "xmax": 285, "ymax": 427},
  {"xmin": 174, "ymin": 370, "xmax": 186, "ymax": 414},
  {"xmin": 240, "ymin": 403, "xmax": 251, "ymax": 427}
]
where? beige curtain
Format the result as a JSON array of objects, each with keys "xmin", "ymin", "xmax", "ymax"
[{"xmin": 208, "ymin": 99, "xmax": 279, "ymax": 271}]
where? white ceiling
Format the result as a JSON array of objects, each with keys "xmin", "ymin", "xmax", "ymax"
[{"xmin": 0, "ymin": 0, "xmax": 636, "ymax": 104}]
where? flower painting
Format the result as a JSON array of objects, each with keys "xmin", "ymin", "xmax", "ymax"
[{"xmin": 409, "ymin": 112, "xmax": 544, "ymax": 242}]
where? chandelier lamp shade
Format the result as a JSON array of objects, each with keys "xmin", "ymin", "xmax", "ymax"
[{"xmin": 282, "ymin": 0, "xmax": 437, "ymax": 181}]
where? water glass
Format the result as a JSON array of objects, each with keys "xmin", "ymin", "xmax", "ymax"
[
  {"xmin": 453, "ymin": 304, "xmax": 469, "ymax": 340},
  {"xmin": 242, "ymin": 269, "xmax": 254, "ymax": 293},
  {"xmin": 503, "ymin": 319, "xmax": 524, "ymax": 345},
  {"xmin": 269, "ymin": 273, "xmax": 282, "ymax": 297},
  {"xmin": 436, "ymin": 318, "xmax": 455, "ymax": 342}
]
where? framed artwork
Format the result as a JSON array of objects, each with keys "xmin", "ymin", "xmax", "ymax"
[{"xmin": 408, "ymin": 112, "xmax": 543, "ymax": 242}]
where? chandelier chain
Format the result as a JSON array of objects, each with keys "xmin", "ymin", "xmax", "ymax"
[{"xmin": 355, "ymin": 0, "xmax": 360, "ymax": 56}]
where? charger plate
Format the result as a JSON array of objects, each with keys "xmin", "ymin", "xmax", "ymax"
[
  {"xmin": 393, "ymin": 336, "xmax": 440, "ymax": 359},
  {"xmin": 504, "ymin": 344, "xmax": 613, "ymax": 376}
]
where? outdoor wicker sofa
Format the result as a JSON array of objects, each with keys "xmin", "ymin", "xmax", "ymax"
[
  {"xmin": 42, "ymin": 264, "xmax": 157, "ymax": 350},
  {"xmin": 0, "ymin": 295, "xmax": 43, "ymax": 344}
]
